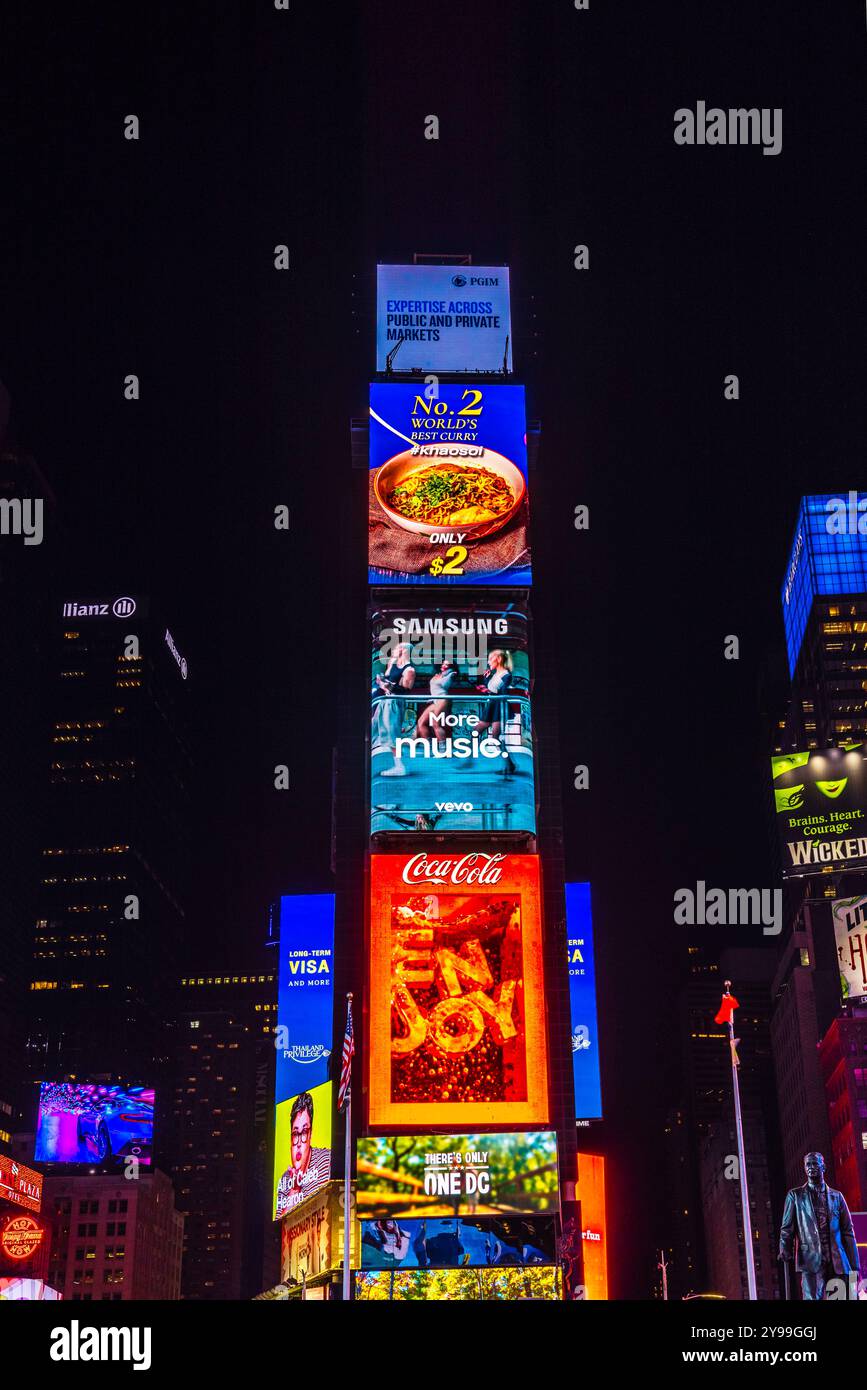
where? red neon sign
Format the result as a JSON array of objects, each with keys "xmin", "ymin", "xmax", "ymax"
[{"xmin": 1, "ymin": 1215, "xmax": 44, "ymax": 1262}]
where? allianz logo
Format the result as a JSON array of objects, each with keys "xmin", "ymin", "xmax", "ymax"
[{"xmin": 435, "ymin": 801, "xmax": 474, "ymax": 813}]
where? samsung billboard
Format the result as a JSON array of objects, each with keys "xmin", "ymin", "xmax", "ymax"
[
  {"xmin": 376, "ymin": 264, "xmax": 512, "ymax": 375},
  {"xmin": 371, "ymin": 602, "xmax": 534, "ymax": 835}
]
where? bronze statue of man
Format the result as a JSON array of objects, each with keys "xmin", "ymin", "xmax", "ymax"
[{"xmin": 779, "ymin": 1152, "xmax": 860, "ymax": 1300}]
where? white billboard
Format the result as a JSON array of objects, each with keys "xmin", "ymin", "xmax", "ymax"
[{"xmin": 376, "ymin": 264, "xmax": 512, "ymax": 374}]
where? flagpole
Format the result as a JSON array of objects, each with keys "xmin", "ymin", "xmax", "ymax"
[
  {"xmin": 342, "ymin": 991, "xmax": 353, "ymax": 1303},
  {"xmin": 727, "ymin": 988, "xmax": 757, "ymax": 1301}
]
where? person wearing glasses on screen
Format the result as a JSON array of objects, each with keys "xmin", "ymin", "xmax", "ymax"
[{"xmin": 276, "ymin": 1091, "xmax": 331, "ymax": 1215}]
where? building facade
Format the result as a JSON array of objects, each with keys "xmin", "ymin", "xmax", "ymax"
[{"xmin": 40, "ymin": 1167, "xmax": 183, "ymax": 1301}]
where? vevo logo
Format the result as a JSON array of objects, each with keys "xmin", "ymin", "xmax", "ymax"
[{"xmin": 435, "ymin": 801, "xmax": 473, "ymax": 813}]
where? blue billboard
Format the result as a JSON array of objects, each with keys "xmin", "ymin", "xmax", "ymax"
[
  {"xmin": 368, "ymin": 382, "xmax": 530, "ymax": 587},
  {"xmin": 781, "ymin": 493, "xmax": 867, "ymax": 675},
  {"xmin": 376, "ymin": 263, "xmax": 512, "ymax": 375},
  {"xmin": 566, "ymin": 882, "xmax": 602, "ymax": 1121},
  {"xmin": 276, "ymin": 894, "xmax": 335, "ymax": 1105}
]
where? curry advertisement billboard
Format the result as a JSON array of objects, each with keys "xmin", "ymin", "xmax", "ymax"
[
  {"xmin": 367, "ymin": 852, "xmax": 548, "ymax": 1129},
  {"xmin": 368, "ymin": 383, "xmax": 530, "ymax": 587}
]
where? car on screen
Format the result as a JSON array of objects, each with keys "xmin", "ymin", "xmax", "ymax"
[{"xmin": 75, "ymin": 1087, "xmax": 153, "ymax": 1165}]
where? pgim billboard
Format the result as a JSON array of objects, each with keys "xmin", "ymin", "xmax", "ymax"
[
  {"xmin": 367, "ymin": 853, "xmax": 548, "ymax": 1128},
  {"xmin": 376, "ymin": 263, "xmax": 512, "ymax": 375}
]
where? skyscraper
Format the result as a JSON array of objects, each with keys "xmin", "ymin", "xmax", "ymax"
[
  {"xmin": 777, "ymin": 492, "xmax": 867, "ymax": 752},
  {"xmin": 26, "ymin": 595, "xmax": 192, "ymax": 1087},
  {"xmin": 169, "ymin": 965, "xmax": 278, "ymax": 1300}
]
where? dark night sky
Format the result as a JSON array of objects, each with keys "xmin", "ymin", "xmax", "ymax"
[{"xmin": 4, "ymin": 1, "xmax": 866, "ymax": 1297}]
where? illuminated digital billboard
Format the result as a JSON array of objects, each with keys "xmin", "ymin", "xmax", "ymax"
[
  {"xmin": 576, "ymin": 1153, "xmax": 608, "ymax": 1300},
  {"xmin": 276, "ymin": 893, "xmax": 335, "ymax": 1105},
  {"xmin": 34, "ymin": 1084, "xmax": 154, "ymax": 1166},
  {"xmin": 376, "ymin": 264, "xmax": 512, "ymax": 375},
  {"xmin": 368, "ymin": 854, "xmax": 548, "ymax": 1128},
  {"xmin": 371, "ymin": 603, "xmax": 534, "ymax": 835},
  {"xmin": 0, "ymin": 1155, "xmax": 42, "ymax": 1214},
  {"xmin": 274, "ymin": 1081, "xmax": 333, "ymax": 1220},
  {"xmin": 368, "ymin": 383, "xmax": 530, "ymax": 587},
  {"xmin": 781, "ymin": 493, "xmax": 867, "ymax": 675},
  {"xmin": 360, "ymin": 1215, "xmax": 556, "ymax": 1270},
  {"xmin": 356, "ymin": 1267, "xmax": 561, "ymax": 1300},
  {"xmin": 279, "ymin": 1181, "xmax": 358, "ymax": 1285},
  {"xmin": 832, "ymin": 895, "xmax": 867, "ymax": 1004},
  {"xmin": 772, "ymin": 745, "xmax": 867, "ymax": 878},
  {"xmin": 565, "ymin": 882, "xmax": 603, "ymax": 1121},
  {"xmin": 357, "ymin": 1131, "xmax": 558, "ymax": 1219}
]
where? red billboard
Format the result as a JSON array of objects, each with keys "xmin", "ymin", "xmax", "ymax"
[
  {"xmin": 368, "ymin": 852, "xmax": 549, "ymax": 1128},
  {"xmin": 0, "ymin": 1155, "xmax": 43, "ymax": 1214}
]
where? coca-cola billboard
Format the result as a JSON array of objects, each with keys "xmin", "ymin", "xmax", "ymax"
[
  {"xmin": 368, "ymin": 853, "xmax": 549, "ymax": 1129},
  {"xmin": 400, "ymin": 852, "xmax": 506, "ymax": 886}
]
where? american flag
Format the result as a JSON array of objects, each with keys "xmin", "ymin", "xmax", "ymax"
[{"xmin": 338, "ymin": 995, "xmax": 354, "ymax": 1112}]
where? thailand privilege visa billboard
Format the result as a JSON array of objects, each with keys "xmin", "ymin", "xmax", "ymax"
[
  {"xmin": 566, "ymin": 882, "xmax": 603, "ymax": 1121},
  {"xmin": 368, "ymin": 383, "xmax": 530, "ymax": 587},
  {"xmin": 273, "ymin": 894, "xmax": 335, "ymax": 1220},
  {"xmin": 367, "ymin": 853, "xmax": 549, "ymax": 1128},
  {"xmin": 832, "ymin": 895, "xmax": 867, "ymax": 1004},
  {"xmin": 275, "ymin": 894, "xmax": 334, "ymax": 1103},
  {"xmin": 370, "ymin": 602, "xmax": 534, "ymax": 835},
  {"xmin": 771, "ymin": 745, "xmax": 867, "ymax": 878},
  {"xmin": 376, "ymin": 264, "xmax": 512, "ymax": 375}
]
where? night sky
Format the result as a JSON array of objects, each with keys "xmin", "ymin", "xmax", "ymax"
[{"xmin": 5, "ymin": 2, "xmax": 866, "ymax": 1298}]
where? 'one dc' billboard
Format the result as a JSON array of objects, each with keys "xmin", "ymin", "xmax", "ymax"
[
  {"xmin": 376, "ymin": 264, "xmax": 512, "ymax": 375},
  {"xmin": 566, "ymin": 882, "xmax": 603, "ymax": 1121},
  {"xmin": 368, "ymin": 382, "xmax": 530, "ymax": 587}
]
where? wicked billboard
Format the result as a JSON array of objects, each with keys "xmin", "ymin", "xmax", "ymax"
[
  {"xmin": 772, "ymin": 745, "xmax": 867, "ymax": 878},
  {"xmin": 367, "ymin": 853, "xmax": 549, "ymax": 1128}
]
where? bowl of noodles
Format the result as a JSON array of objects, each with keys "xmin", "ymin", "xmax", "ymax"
[{"xmin": 373, "ymin": 449, "xmax": 526, "ymax": 539}]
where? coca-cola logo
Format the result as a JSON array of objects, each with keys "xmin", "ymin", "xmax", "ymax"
[{"xmin": 401, "ymin": 852, "xmax": 506, "ymax": 886}]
